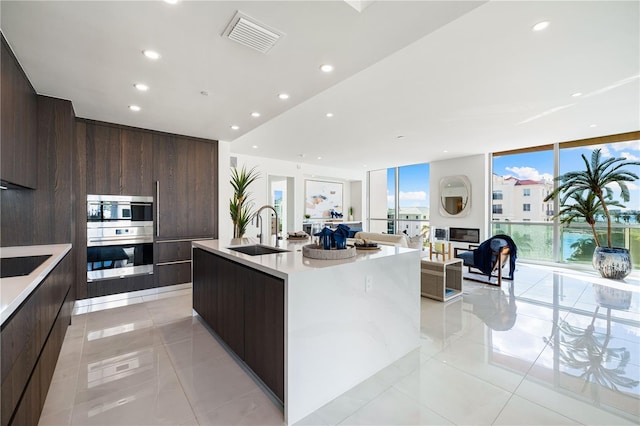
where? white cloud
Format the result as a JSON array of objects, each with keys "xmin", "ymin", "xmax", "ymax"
[
  {"xmin": 586, "ymin": 141, "xmax": 640, "ymax": 157},
  {"xmin": 607, "ymin": 141, "xmax": 640, "ymax": 152},
  {"xmin": 598, "ymin": 146, "xmax": 613, "ymax": 158},
  {"xmin": 620, "ymin": 151, "xmax": 640, "ymax": 161},
  {"xmin": 505, "ymin": 166, "xmax": 553, "ymax": 182}
]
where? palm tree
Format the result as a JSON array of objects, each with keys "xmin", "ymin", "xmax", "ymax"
[
  {"xmin": 544, "ymin": 149, "xmax": 640, "ymax": 248},
  {"xmin": 554, "ymin": 190, "xmax": 623, "ymax": 247},
  {"xmin": 230, "ymin": 166, "xmax": 260, "ymax": 238}
]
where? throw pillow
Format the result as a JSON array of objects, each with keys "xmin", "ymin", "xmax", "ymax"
[{"xmin": 407, "ymin": 235, "xmax": 424, "ymax": 250}]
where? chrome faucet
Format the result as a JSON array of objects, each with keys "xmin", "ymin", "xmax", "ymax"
[{"xmin": 253, "ymin": 205, "xmax": 280, "ymax": 247}]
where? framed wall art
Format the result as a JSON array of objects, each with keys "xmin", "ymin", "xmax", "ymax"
[{"xmin": 305, "ymin": 180, "xmax": 343, "ymax": 219}]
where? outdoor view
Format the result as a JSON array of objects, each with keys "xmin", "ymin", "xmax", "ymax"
[
  {"xmin": 492, "ymin": 140, "xmax": 640, "ymax": 267},
  {"xmin": 368, "ymin": 164, "xmax": 430, "ymax": 238},
  {"xmin": 369, "ymin": 139, "xmax": 639, "ymax": 268}
]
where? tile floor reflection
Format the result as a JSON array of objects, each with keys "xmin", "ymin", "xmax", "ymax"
[{"xmin": 39, "ymin": 265, "xmax": 639, "ymax": 425}]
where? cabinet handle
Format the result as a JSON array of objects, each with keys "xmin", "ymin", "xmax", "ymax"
[{"xmin": 156, "ymin": 180, "xmax": 160, "ymax": 237}]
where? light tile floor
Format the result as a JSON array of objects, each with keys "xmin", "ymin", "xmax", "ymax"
[{"xmin": 39, "ymin": 265, "xmax": 640, "ymax": 425}]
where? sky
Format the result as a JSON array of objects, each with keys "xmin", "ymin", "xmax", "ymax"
[
  {"xmin": 385, "ymin": 141, "xmax": 640, "ymax": 211},
  {"xmin": 493, "ymin": 141, "xmax": 640, "ymax": 210},
  {"xmin": 386, "ymin": 163, "xmax": 430, "ymax": 208}
]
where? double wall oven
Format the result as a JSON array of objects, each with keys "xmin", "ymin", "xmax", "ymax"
[{"xmin": 87, "ymin": 195, "xmax": 154, "ymax": 282}]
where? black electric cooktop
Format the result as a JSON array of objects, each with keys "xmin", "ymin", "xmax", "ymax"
[{"xmin": 0, "ymin": 255, "xmax": 51, "ymax": 279}]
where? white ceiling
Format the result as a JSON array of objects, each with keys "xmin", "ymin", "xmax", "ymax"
[{"xmin": 2, "ymin": 1, "xmax": 638, "ymax": 171}]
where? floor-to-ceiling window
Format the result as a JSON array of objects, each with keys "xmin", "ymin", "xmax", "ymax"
[
  {"xmin": 492, "ymin": 133, "xmax": 640, "ymax": 268},
  {"xmin": 368, "ymin": 163, "xmax": 430, "ymax": 239},
  {"xmin": 492, "ymin": 146, "xmax": 555, "ymax": 261}
]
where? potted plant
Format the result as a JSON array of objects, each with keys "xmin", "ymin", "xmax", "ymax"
[
  {"xmin": 544, "ymin": 148, "xmax": 639, "ymax": 279},
  {"xmin": 230, "ymin": 165, "xmax": 260, "ymax": 238}
]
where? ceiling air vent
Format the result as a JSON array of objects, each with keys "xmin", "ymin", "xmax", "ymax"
[{"xmin": 223, "ymin": 11, "xmax": 283, "ymax": 54}]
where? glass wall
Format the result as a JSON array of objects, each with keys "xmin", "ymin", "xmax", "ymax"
[
  {"xmin": 368, "ymin": 163, "xmax": 430, "ymax": 240},
  {"xmin": 368, "ymin": 169, "xmax": 392, "ymax": 234},
  {"xmin": 492, "ymin": 135, "xmax": 640, "ymax": 268}
]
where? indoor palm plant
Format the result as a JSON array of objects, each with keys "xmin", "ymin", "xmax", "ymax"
[
  {"xmin": 230, "ymin": 165, "xmax": 260, "ymax": 238},
  {"xmin": 544, "ymin": 148, "xmax": 639, "ymax": 279}
]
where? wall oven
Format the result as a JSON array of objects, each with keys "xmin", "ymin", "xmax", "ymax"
[{"xmin": 87, "ymin": 195, "xmax": 154, "ymax": 282}]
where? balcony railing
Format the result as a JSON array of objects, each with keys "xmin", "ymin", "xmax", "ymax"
[{"xmin": 491, "ymin": 222, "xmax": 639, "ymax": 268}]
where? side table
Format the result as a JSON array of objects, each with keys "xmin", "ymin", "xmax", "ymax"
[{"xmin": 420, "ymin": 257, "xmax": 463, "ymax": 302}]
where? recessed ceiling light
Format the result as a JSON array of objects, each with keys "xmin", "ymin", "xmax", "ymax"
[
  {"xmin": 128, "ymin": 105, "xmax": 141, "ymax": 112},
  {"xmin": 326, "ymin": 113, "xmax": 334, "ymax": 118},
  {"xmin": 532, "ymin": 21, "xmax": 550, "ymax": 31},
  {"xmin": 278, "ymin": 93, "xmax": 290, "ymax": 100},
  {"xmin": 252, "ymin": 145, "xmax": 258, "ymax": 149},
  {"xmin": 320, "ymin": 64, "xmax": 334, "ymax": 73},
  {"xmin": 230, "ymin": 125, "xmax": 240, "ymax": 130},
  {"xmin": 251, "ymin": 112, "xmax": 261, "ymax": 117},
  {"xmin": 590, "ymin": 124, "xmax": 598, "ymax": 128},
  {"xmin": 134, "ymin": 83, "xmax": 149, "ymax": 91},
  {"xmin": 164, "ymin": 0, "xmax": 179, "ymax": 4},
  {"xmin": 443, "ymin": 150, "xmax": 448, "ymax": 153},
  {"xmin": 571, "ymin": 92, "xmax": 582, "ymax": 97},
  {"xmin": 317, "ymin": 156, "xmax": 322, "ymax": 160},
  {"xmin": 142, "ymin": 50, "xmax": 160, "ymax": 60}
]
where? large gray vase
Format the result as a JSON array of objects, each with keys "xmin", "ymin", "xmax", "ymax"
[{"xmin": 592, "ymin": 247, "xmax": 632, "ymax": 280}]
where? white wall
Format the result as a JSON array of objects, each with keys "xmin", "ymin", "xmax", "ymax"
[
  {"xmin": 218, "ymin": 142, "xmax": 366, "ymax": 242},
  {"xmin": 429, "ymin": 154, "xmax": 490, "ymax": 244}
]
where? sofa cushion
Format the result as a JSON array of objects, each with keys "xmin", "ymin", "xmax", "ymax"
[
  {"xmin": 407, "ymin": 235, "xmax": 424, "ymax": 250},
  {"xmin": 353, "ymin": 232, "xmax": 408, "ymax": 248}
]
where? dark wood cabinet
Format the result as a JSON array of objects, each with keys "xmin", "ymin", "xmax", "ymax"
[
  {"xmin": 244, "ymin": 271, "xmax": 285, "ymax": 400},
  {"xmin": 0, "ymin": 34, "xmax": 38, "ymax": 189},
  {"xmin": 85, "ymin": 123, "xmax": 121, "ymax": 195},
  {"xmin": 84, "ymin": 123, "xmax": 156, "ymax": 196},
  {"xmin": 87, "ymin": 273, "xmax": 155, "ymax": 298},
  {"xmin": 193, "ymin": 249, "xmax": 244, "ymax": 357},
  {"xmin": 120, "ymin": 128, "xmax": 153, "ymax": 196},
  {"xmin": 153, "ymin": 135, "xmax": 217, "ymax": 240},
  {"xmin": 1, "ymin": 252, "xmax": 72, "ymax": 426},
  {"xmin": 192, "ymin": 248, "xmax": 284, "ymax": 402},
  {"xmin": 75, "ymin": 120, "xmax": 218, "ymax": 298},
  {"xmin": 155, "ymin": 239, "xmax": 196, "ymax": 288},
  {"xmin": 192, "ymin": 247, "xmax": 214, "ymax": 325}
]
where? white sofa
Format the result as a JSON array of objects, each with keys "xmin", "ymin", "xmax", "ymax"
[{"xmin": 352, "ymin": 231, "xmax": 409, "ymax": 248}]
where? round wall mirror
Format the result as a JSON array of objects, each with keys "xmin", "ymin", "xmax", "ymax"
[{"xmin": 439, "ymin": 175, "xmax": 471, "ymax": 217}]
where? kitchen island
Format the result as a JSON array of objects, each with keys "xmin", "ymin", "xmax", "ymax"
[{"xmin": 192, "ymin": 238, "xmax": 421, "ymax": 424}]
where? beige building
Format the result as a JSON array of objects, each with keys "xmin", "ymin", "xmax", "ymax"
[{"xmin": 492, "ymin": 174, "xmax": 554, "ymax": 222}]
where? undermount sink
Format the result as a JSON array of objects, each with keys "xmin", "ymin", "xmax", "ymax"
[{"xmin": 227, "ymin": 244, "xmax": 290, "ymax": 256}]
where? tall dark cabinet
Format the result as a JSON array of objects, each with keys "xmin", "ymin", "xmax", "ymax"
[
  {"xmin": 153, "ymin": 133, "xmax": 218, "ymax": 291},
  {"xmin": 153, "ymin": 134, "xmax": 217, "ymax": 239},
  {"xmin": 76, "ymin": 120, "xmax": 218, "ymax": 299},
  {"xmin": 0, "ymin": 34, "xmax": 38, "ymax": 189}
]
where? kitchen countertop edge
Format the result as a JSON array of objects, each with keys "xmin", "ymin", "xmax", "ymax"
[{"xmin": 1, "ymin": 243, "xmax": 72, "ymax": 326}]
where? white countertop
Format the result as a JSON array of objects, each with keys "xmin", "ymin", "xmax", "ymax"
[
  {"xmin": 1, "ymin": 243, "xmax": 72, "ymax": 325},
  {"xmin": 192, "ymin": 238, "xmax": 416, "ymax": 279}
]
